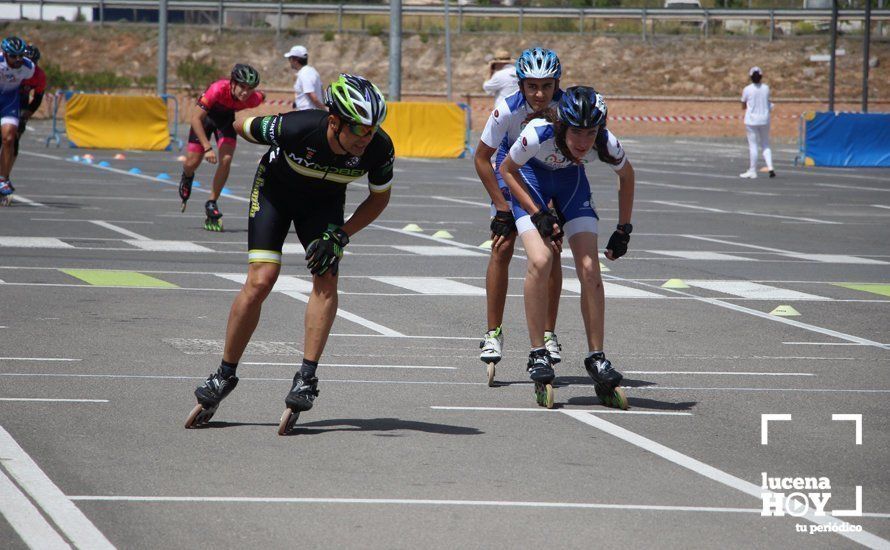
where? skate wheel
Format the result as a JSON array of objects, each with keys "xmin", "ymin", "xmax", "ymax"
[
  {"xmin": 544, "ymin": 384, "xmax": 554, "ymax": 409},
  {"xmin": 612, "ymin": 386, "xmax": 629, "ymax": 410},
  {"xmin": 278, "ymin": 408, "xmax": 300, "ymax": 436},
  {"xmin": 486, "ymin": 362, "xmax": 496, "ymax": 387},
  {"xmin": 184, "ymin": 403, "xmax": 216, "ymax": 428}
]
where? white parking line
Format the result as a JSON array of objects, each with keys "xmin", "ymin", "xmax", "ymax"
[
  {"xmin": 560, "ymin": 411, "xmax": 890, "ymax": 548},
  {"xmin": 649, "ymin": 200, "xmax": 839, "ymax": 225},
  {"xmin": 0, "ymin": 398, "xmax": 108, "ymax": 403},
  {"xmin": 280, "ymin": 290, "xmax": 405, "ymax": 337},
  {"xmin": 0, "ymin": 357, "xmax": 81, "ymax": 362},
  {"xmin": 0, "ymin": 426, "xmax": 116, "ymax": 549},
  {"xmin": 244, "ymin": 362, "xmax": 456, "ymax": 370},
  {"xmin": 431, "ymin": 406, "xmax": 691, "ymax": 416},
  {"xmin": 88, "ymin": 220, "xmax": 149, "ymax": 240},
  {"xmin": 8, "ymin": 194, "xmax": 47, "ymax": 207},
  {"xmin": 624, "ymin": 371, "xmax": 815, "ymax": 377},
  {"xmin": 66, "ymin": 495, "xmax": 761, "ymax": 514},
  {"xmin": 0, "ymin": 469, "xmax": 70, "ymax": 549}
]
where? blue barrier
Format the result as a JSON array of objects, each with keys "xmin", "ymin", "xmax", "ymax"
[{"xmin": 796, "ymin": 111, "xmax": 890, "ymax": 167}]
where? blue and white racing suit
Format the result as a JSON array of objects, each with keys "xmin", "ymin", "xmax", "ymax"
[
  {"xmin": 0, "ymin": 54, "xmax": 35, "ymax": 127},
  {"xmin": 479, "ymin": 88, "xmax": 562, "ymax": 214},
  {"xmin": 507, "ymin": 118, "xmax": 627, "ymax": 240}
]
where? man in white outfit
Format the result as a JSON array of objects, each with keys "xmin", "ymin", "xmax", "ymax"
[
  {"xmin": 284, "ymin": 45, "xmax": 325, "ymax": 111},
  {"xmin": 740, "ymin": 66, "xmax": 774, "ymax": 178},
  {"xmin": 482, "ymin": 49, "xmax": 519, "ymax": 106}
]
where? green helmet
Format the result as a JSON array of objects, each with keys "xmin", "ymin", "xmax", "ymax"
[
  {"xmin": 324, "ymin": 74, "xmax": 387, "ymax": 127},
  {"xmin": 230, "ymin": 63, "xmax": 260, "ymax": 87}
]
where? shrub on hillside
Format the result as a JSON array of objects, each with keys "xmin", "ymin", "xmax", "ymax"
[{"xmin": 176, "ymin": 58, "xmax": 220, "ymax": 89}]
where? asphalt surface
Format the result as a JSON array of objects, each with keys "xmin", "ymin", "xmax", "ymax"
[{"xmin": 1, "ymin": 122, "xmax": 889, "ymax": 549}]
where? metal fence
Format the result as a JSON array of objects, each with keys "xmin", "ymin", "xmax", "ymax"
[{"xmin": 9, "ymin": 0, "xmax": 890, "ymax": 38}]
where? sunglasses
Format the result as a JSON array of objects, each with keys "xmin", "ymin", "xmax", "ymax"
[{"xmin": 347, "ymin": 123, "xmax": 378, "ymax": 137}]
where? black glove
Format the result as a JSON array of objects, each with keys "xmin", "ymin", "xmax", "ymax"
[
  {"xmin": 531, "ymin": 208, "xmax": 564, "ymax": 241},
  {"xmin": 490, "ymin": 210, "xmax": 516, "ymax": 237},
  {"xmin": 305, "ymin": 225, "xmax": 349, "ymax": 276},
  {"xmin": 606, "ymin": 230, "xmax": 630, "ymax": 259}
]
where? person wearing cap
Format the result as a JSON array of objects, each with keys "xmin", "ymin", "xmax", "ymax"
[
  {"xmin": 285, "ymin": 45, "xmax": 325, "ymax": 111},
  {"xmin": 482, "ymin": 49, "xmax": 519, "ymax": 106},
  {"xmin": 740, "ymin": 66, "xmax": 774, "ymax": 179}
]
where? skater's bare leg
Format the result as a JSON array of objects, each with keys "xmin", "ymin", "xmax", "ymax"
[
  {"xmin": 302, "ymin": 271, "xmax": 339, "ymax": 362},
  {"xmin": 546, "ymin": 251, "xmax": 562, "ymax": 331},
  {"xmin": 521, "ymin": 230, "xmax": 554, "ymax": 349},
  {"xmin": 569, "ymin": 232, "xmax": 605, "ymax": 351},
  {"xmin": 486, "ymin": 233, "xmax": 515, "ymax": 329},
  {"xmin": 222, "ymin": 262, "xmax": 280, "ymax": 363},
  {"xmin": 182, "ymin": 149, "xmax": 203, "ymax": 178},
  {"xmin": 0, "ymin": 124, "xmax": 18, "ymax": 178},
  {"xmin": 208, "ymin": 142, "xmax": 235, "ymax": 202}
]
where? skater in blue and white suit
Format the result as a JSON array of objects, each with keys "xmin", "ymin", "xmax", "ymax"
[{"xmin": 499, "ymin": 86, "xmax": 635, "ymax": 409}]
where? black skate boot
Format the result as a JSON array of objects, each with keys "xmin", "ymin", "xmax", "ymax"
[
  {"xmin": 185, "ymin": 367, "xmax": 239, "ymax": 428},
  {"xmin": 527, "ymin": 348, "xmax": 555, "ymax": 408},
  {"xmin": 584, "ymin": 353, "xmax": 628, "ymax": 410},
  {"xmin": 278, "ymin": 375, "xmax": 319, "ymax": 435},
  {"xmin": 178, "ymin": 172, "xmax": 194, "ymax": 212},
  {"xmin": 204, "ymin": 199, "xmax": 223, "ymax": 231}
]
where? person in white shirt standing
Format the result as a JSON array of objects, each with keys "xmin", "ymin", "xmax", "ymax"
[
  {"xmin": 285, "ymin": 45, "xmax": 325, "ymax": 111},
  {"xmin": 482, "ymin": 49, "xmax": 519, "ymax": 107},
  {"xmin": 740, "ymin": 66, "xmax": 774, "ymax": 179}
]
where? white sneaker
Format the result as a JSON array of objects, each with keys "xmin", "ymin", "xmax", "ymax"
[
  {"xmin": 544, "ymin": 331, "xmax": 562, "ymax": 364},
  {"xmin": 479, "ymin": 327, "xmax": 503, "ymax": 364},
  {"xmin": 739, "ymin": 170, "xmax": 757, "ymax": 179}
]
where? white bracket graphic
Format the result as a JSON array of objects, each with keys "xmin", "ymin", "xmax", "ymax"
[
  {"xmin": 761, "ymin": 414, "xmax": 792, "ymax": 445},
  {"xmin": 831, "ymin": 414, "xmax": 863, "ymax": 445}
]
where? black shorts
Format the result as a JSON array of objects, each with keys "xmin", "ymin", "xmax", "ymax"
[
  {"xmin": 187, "ymin": 116, "xmax": 237, "ymax": 151},
  {"xmin": 247, "ymin": 157, "xmax": 346, "ymax": 265}
]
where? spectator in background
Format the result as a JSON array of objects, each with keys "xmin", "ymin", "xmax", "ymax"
[
  {"xmin": 483, "ymin": 49, "xmax": 519, "ymax": 106},
  {"xmin": 740, "ymin": 66, "xmax": 774, "ymax": 179},
  {"xmin": 285, "ymin": 45, "xmax": 325, "ymax": 111}
]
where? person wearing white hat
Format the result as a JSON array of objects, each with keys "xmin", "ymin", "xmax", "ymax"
[
  {"xmin": 285, "ymin": 45, "xmax": 325, "ymax": 111},
  {"xmin": 740, "ymin": 66, "xmax": 775, "ymax": 179},
  {"xmin": 482, "ymin": 49, "xmax": 519, "ymax": 106}
]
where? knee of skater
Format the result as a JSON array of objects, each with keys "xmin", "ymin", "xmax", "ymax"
[
  {"xmin": 219, "ymin": 154, "xmax": 234, "ymax": 167},
  {"xmin": 312, "ymin": 274, "xmax": 338, "ymax": 296},
  {"xmin": 246, "ymin": 274, "xmax": 277, "ymax": 299},
  {"xmin": 528, "ymin": 254, "xmax": 551, "ymax": 277},
  {"xmin": 1, "ymin": 133, "xmax": 15, "ymax": 146},
  {"xmin": 579, "ymin": 268, "xmax": 603, "ymax": 290}
]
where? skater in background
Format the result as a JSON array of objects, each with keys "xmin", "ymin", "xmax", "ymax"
[
  {"xmin": 499, "ymin": 87, "xmax": 635, "ymax": 409},
  {"xmin": 474, "ymin": 47, "xmax": 566, "ymax": 385},
  {"xmin": 0, "ymin": 36, "xmax": 35, "ymax": 206},
  {"xmin": 739, "ymin": 66, "xmax": 774, "ymax": 179},
  {"xmin": 185, "ymin": 74, "xmax": 395, "ymax": 435},
  {"xmin": 178, "ymin": 63, "xmax": 265, "ymax": 230},
  {"xmin": 285, "ymin": 45, "xmax": 325, "ymax": 111},
  {"xmin": 14, "ymin": 44, "xmax": 45, "ymax": 164},
  {"xmin": 482, "ymin": 49, "xmax": 519, "ymax": 107}
]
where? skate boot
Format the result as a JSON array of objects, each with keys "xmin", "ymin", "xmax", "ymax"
[
  {"xmin": 204, "ymin": 199, "xmax": 223, "ymax": 231},
  {"xmin": 184, "ymin": 367, "xmax": 240, "ymax": 428},
  {"xmin": 0, "ymin": 179, "xmax": 15, "ymax": 207},
  {"xmin": 527, "ymin": 348, "xmax": 555, "ymax": 409},
  {"xmin": 278, "ymin": 375, "xmax": 320, "ymax": 435},
  {"xmin": 178, "ymin": 172, "xmax": 194, "ymax": 212},
  {"xmin": 544, "ymin": 331, "xmax": 562, "ymax": 364},
  {"xmin": 584, "ymin": 353, "xmax": 628, "ymax": 410},
  {"xmin": 479, "ymin": 326, "xmax": 503, "ymax": 387}
]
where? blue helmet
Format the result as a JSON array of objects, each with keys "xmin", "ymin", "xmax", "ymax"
[
  {"xmin": 1, "ymin": 36, "xmax": 27, "ymax": 57},
  {"xmin": 557, "ymin": 86, "xmax": 607, "ymax": 129},
  {"xmin": 515, "ymin": 48, "xmax": 561, "ymax": 81},
  {"xmin": 25, "ymin": 44, "xmax": 40, "ymax": 64}
]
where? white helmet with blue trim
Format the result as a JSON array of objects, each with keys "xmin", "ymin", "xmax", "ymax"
[{"xmin": 515, "ymin": 48, "xmax": 562, "ymax": 80}]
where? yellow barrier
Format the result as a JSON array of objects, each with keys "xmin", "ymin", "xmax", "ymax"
[
  {"xmin": 64, "ymin": 94, "xmax": 170, "ymax": 150},
  {"xmin": 382, "ymin": 102, "xmax": 467, "ymax": 159}
]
